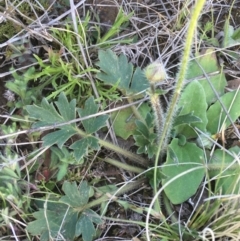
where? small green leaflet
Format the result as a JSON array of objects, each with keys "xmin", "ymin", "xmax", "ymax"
[
  {"xmin": 70, "ymin": 136, "xmax": 99, "ymax": 161},
  {"xmin": 75, "ymin": 209, "xmax": 103, "ymax": 241},
  {"xmin": 133, "ymin": 113, "xmax": 158, "ymax": 158},
  {"xmin": 96, "ymin": 49, "xmax": 150, "ymax": 94}
]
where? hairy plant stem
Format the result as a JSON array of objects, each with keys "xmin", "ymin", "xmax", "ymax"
[
  {"xmin": 153, "ymin": 0, "xmax": 207, "ymax": 215},
  {"xmin": 75, "ymin": 128, "xmax": 148, "ymax": 167},
  {"xmin": 102, "ymin": 157, "xmax": 144, "ymax": 173},
  {"xmin": 127, "ymin": 96, "xmax": 145, "ymax": 124},
  {"xmin": 75, "ymin": 177, "xmax": 146, "ymax": 212},
  {"xmin": 149, "ymin": 88, "xmax": 165, "ymax": 142}
]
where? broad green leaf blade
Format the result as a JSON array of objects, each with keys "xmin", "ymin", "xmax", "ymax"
[
  {"xmin": 175, "ymin": 81, "xmax": 208, "ymax": 138},
  {"xmin": 27, "ymin": 203, "xmax": 78, "ymax": 241},
  {"xmin": 111, "ymin": 103, "xmax": 150, "ymax": 140},
  {"xmin": 70, "ymin": 137, "xmax": 99, "ymax": 162},
  {"xmin": 76, "ymin": 213, "xmax": 96, "ymax": 241},
  {"xmin": 60, "ymin": 181, "xmax": 90, "ymax": 207},
  {"xmin": 111, "ymin": 107, "xmax": 136, "ymax": 140},
  {"xmin": 42, "ymin": 129, "xmax": 76, "ymax": 148},
  {"xmin": 185, "ymin": 48, "xmax": 227, "ymax": 104},
  {"xmin": 209, "ymin": 146, "xmax": 240, "ymax": 194},
  {"xmin": 162, "ymin": 138, "xmax": 205, "ymax": 204},
  {"xmin": 207, "ymin": 90, "xmax": 240, "ymax": 134},
  {"xmin": 77, "ymin": 97, "xmax": 108, "ymax": 134},
  {"xmin": 96, "ymin": 49, "xmax": 133, "ymax": 91},
  {"xmin": 55, "ymin": 92, "xmax": 76, "ymax": 126},
  {"xmin": 130, "ymin": 67, "xmax": 150, "ymax": 94}
]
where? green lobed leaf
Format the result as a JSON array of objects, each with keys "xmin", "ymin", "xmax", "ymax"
[
  {"xmin": 96, "ymin": 49, "xmax": 133, "ymax": 91},
  {"xmin": 207, "ymin": 90, "xmax": 240, "ymax": 134},
  {"xmin": 134, "ymin": 131, "xmax": 157, "ymax": 158},
  {"xmin": 185, "ymin": 48, "xmax": 227, "ymax": 105},
  {"xmin": 60, "ymin": 181, "xmax": 90, "ymax": 207},
  {"xmin": 96, "ymin": 49, "xmax": 149, "ymax": 94},
  {"xmin": 77, "ymin": 97, "xmax": 108, "ymax": 134},
  {"xmin": 27, "ymin": 202, "xmax": 78, "ymax": 241},
  {"xmin": 175, "ymin": 81, "xmax": 208, "ymax": 138},
  {"xmin": 70, "ymin": 136, "xmax": 99, "ymax": 162},
  {"xmin": 162, "ymin": 138, "xmax": 205, "ymax": 204}
]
